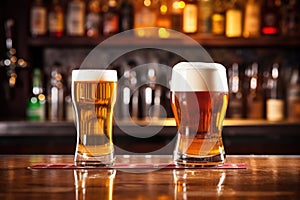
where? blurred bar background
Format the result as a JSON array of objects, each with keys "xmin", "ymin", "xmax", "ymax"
[{"xmin": 0, "ymin": 0, "xmax": 300, "ymax": 155}]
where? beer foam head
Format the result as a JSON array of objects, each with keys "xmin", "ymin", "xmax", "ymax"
[
  {"xmin": 170, "ymin": 62, "xmax": 228, "ymax": 92},
  {"xmin": 72, "ymin": 69, "xmax": 117, "ymax": 82}
]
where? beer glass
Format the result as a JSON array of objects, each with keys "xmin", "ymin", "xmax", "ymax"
[
  {"xmin": 72, "ymin": 70, "xmax": 117, "ymax": 166},
  {"xmin": 170, "ymin": 62, "xmax": 228, "ymax": 166}
]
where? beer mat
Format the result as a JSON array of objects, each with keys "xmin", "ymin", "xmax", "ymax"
[{"xmin": 29, "ymin": 163, "xmax": 246, "ymax": 170}]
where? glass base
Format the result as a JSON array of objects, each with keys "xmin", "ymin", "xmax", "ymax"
[
  {"xmin": 174, "ymin": 152, "xmax": 226, "ymax": 167},
  {"xmin": 75, "ymin": 153, "xmax": 115, "ymax": 167}
]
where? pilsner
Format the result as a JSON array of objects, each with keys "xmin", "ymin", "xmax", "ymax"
[
  {"xmin": 170, "ymin": 62, "xmax": 228, "ymax": 166},
  {"xmin": 72, "ymin": 70, "xmax": 117, "ymax": 166}
]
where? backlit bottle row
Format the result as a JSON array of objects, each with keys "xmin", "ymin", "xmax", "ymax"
[
  {"xmin": 30, "ymin": 0, "xmax": 300, "ymax": 38},
  {"xmin": 227, "ymin": 61, "xmax": 300, "ymax": 121}
]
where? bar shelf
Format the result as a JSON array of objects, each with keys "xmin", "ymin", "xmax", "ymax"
[{"xmin": 27, "ymin": 35, "xmax": 300, "ymax": 48}]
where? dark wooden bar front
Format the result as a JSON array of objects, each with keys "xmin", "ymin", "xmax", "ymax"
[
  {"xmin": 1, "ymin": 120, "xmax": 300, "ymax": 155},
  {"xmin": 1, "ymin": 155, "xmax": 300, "ymax": 199}
]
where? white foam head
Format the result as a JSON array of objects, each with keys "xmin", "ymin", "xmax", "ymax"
[
  {"xmin": 72, "ymin": 69, "xmax": 117, "ymax": 82},
  {"xmin": 170, "ymin": 62, "xmax": 228, "ymax": 92}
]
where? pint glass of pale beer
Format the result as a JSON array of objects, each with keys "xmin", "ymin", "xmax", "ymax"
[
  {"xmin": 72, "ymin": 70, "xmax": 117, "ymax": 166},
  {"xmin": 170, "ymin": 62, "xmax": 228, "ymax": 166}
]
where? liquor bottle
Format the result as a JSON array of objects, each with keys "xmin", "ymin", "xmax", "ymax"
[
  {"xmin": 281, "ymin": 0, "xmax": 300, "ymax": 36},
  {"xmin": 139, "ymin": 67, "xmax": 163, "ymax": 119},
  {"xmin": 119, "ymin": 0, "xmax": 134, "ymax": 32},
  {"xmin": 266, "ymin": 63, "xmax": 285, "ymax": 121},
  {"xmin": 246, "ymin": 63, "xmax": 264, "ymax": 119},
  {"xmin": 30, "ymin": 0, "xmax": 47, "ymax": 37},
  {"xmin": 27, "ymin": 68, "xmax": 46, "ymax": 121},
  {"xmin": 169, "ymin": 0, "xmax": 184, "ymax": 32},
  {"xmin": 85, "ymin": 0, "xmax": 101, "ymax": 37},
  {"xmin": 261, "ymin": 0, "xmax": 281, "ymax": 36},
  {"xmin": 65, "ymin": 67, "xmax": 74, "ymax": 122},
  {"xmin": 102, "ymin": 0, "xmax": 119, "ymax": 36},
  {"xmin": 182, "ymin": 0, "xmax": 198, "ymax": 34},
  {"xmin": 157, "ymin": 0, "xmax": 171, "ymax": 29},
  {"xmin": 134, "ymin": 0, "xmax": 158, "ymax": 37},
  {"xmin": 227, "ymin": 63, "xmax": 244, "ymax": 118},
  {"xmin": 198, "ymin": 0, "xmax": 213, "ymax": 34},
  {"xmin": 47, "ymin": 62, "xmax": 65, "ymax": 121},
  {"xmin": 287, "ymin": 66, "xmax": 300, "ymax": 121},
  {"xmin": 48, "ymin": 0, "xmax": 64, "ymax": 37},
  {"xmin": 211, "ymin": 0, "xmax": 225, "ymax": 35},
  {"xmin": 225, "ymin": 0, "xmax": 242, "ymax": 38},
  {"xmin": 115, "ymin": 61, "xmax": 138, "ymax": 120},
  {"xmin": 66, "ymin": 0, "xmax": 85, "ymax": 36},
  {"xmin": 243, "ymin": 0, "xmax": 261, "ymax": 38}
]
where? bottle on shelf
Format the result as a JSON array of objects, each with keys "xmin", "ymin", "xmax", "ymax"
[
  {"xmin": 65, "ymin": 66, "xmax": 75, "ymax": 122},
  {"xmin": 30, "ymin": 0, "xmax": 47, "ymax": 37},
  {"xmin": 156, "ymin": 0, "xmax": 171, "ymax": 29},
  {"xmin": 134, "ymin": 0, "xmax": 158, "ymax": 37},
  {"xmin": 198, "ymin": 0, "xmax": 213, "ymax": 34},
  {"xmin": 265, "ymin": 62, "xmax": 285, "ymax": 121},
  {"xmin": 287, "ymin": 66, "xmax": 300, "ymax": 121},
  {"xmin": 66, "ymin": 0, "xmax": 86, "ymax": 36},
  {"xmin": 170, "ymin": 0, "xmax": 184, "ymax": 32},
  {"xmin": 119, "ymin": 0, "xmax": 134, "ymax": 32},
  {"xmin": 211, "ymin": 0, "xmax": 225, "ymax": 36},
  {"xmin": 225, "ymin": 0, "xmax": 243, "ymax": 38},
  {"xmin": 48, "ymin": 0, "xmax": 64, "ymax": 37},
  {"xmin": 102, "ymin": 0, "xmax": 120, "ymax": 36},
  {"xmin": 261, "ymin": 0, "xmax": 281, "ymax": 36},
  {"xmin": 27, "ymin": 68, "xmax": 46, "ymax": 121},
  {"xmin": 130, "ymin": 70, "xmax": 139, "ymax": 120},
  {"xmin": 47, "ymin": 62, "xmax": 65, "ymax": 121},
  {"xmin": 139, "ymin": 67, "xmax": 163, "ymax": 120},
  {"xmin": 115, "ymin": 61, "xmax": 138, "ymax": 120},
  {"xmin": 182, "ymin": 0, "xmax": 198, "ymax": 34},
  {"xmin": 281, "ymin": 0, "xmax": 300, "ymax": 36},
  {"xmin": 227, "ymin": 63, "xmax": 244, "ymax": 118},
  {"xmin": 85, "ymin": 0, "xmax": 101, "ymax": 37},
  {"xmin": 245, "ymin": 62, "xmax": 264, "ymax": 119},
  {"xmin": 243, "ymin": 0, "xmax": 261, "ymax": 38}
]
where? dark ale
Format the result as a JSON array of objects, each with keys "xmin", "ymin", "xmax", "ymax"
[
  {"xmin": 170, "ymin": 62, "xmax": 228, "ymax": 166},
  {"xmin": 171, "ymin": 91, "xmax": 228, "ymax": 165}
]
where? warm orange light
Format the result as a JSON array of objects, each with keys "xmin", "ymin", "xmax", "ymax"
[
  {"xmin": 160, "ymin": 4, "xmax": 168, "ymax": 14},
  {"xmin": 172, "ymin": 1, "xmax": 179, "ymax": 10},
  {"xmin": 173, "ymin": 1, "xmax": 185, "ymax": 10},
  {"xmin": 158, "ymin": 28, "xmax": 170, "ymax": 38},
  {"xmin": 144, "ymin": 0, "xmax": 151, "ymax": 7}
]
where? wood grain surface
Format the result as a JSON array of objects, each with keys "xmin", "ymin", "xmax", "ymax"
[{"xmin": 0, "ymin": 155, "xmax": 299, "ymax": 199}]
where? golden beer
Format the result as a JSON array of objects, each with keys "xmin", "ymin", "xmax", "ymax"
[
  {"xmin": 170, "ymin": 62, "xmax": 228, "ymax": 166},
  {"xmin": 72, "ymin": 70, "xmax": 117, "ymax": 166}
]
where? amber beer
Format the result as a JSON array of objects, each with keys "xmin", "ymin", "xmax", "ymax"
[
  {"xmin": 72, "ymin": 70, "xmax": 117, "ymax": 166},
  {"xmin": 170, "ymin": 62, "xmax": 228, "ymax": 166}
]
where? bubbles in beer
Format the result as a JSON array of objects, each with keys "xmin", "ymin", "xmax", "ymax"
[{"xmin": 72, "ymin": 70, "xmax": 117, "ymax": 165}]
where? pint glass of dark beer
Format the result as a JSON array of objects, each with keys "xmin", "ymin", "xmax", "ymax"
[
  {"xmin": 170, "ymin": 62, "xmax": 228, "ymax": 166},
  {"xmin": 72, "ymin": 70, "xmax": 117, "ymax": 166}
]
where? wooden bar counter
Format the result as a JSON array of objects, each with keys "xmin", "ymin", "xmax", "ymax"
[{"xmin": 1, "ymin": 155, "xmax": 300, "ymax": 199}]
